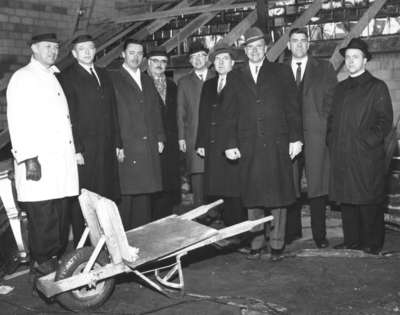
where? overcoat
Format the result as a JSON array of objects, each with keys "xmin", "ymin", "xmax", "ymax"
[
  {"xmin": 159, "ymin": 78, "xmax": 180, "ymax": 192},
  {"xmin": 60, "ymin": 62, "xmax": 122, "ymax": 201},
  {"xmin": 7, "ymin": 58, "xmax": 79, "ymax": 202},
  {"xmin": 177, "ymin": 70, "xmax": 215, "ymax": 174},
  {"xmin": 291, "ymin": 56, "xmax": 337, "ymax": 197},
  {"xmin": 196, "ymin": 74, "xmax": 240, "ymax": 197},
  {"xmin": 327, "ymin": 71, "xmax": 393, "ymax": 204},
  {"xmin": 109, "ymin": 66, "xmax": 165, "ymax": 195},
  {"xmin": 221, "ymin": 60, "xmax": 302, "ymax": 208}
]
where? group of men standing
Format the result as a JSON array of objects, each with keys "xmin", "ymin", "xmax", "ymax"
[{"xmin": 6, "ymin": 25, "xmax": 393, "ymax": 274}]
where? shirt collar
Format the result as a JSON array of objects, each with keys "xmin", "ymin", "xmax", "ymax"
[
  {"xmin": 78, "ymin": 62, "xmax": 95, "ymax": 73},
  {"xmin": 291, "ymin": 56, "xmax": 308, "ymax": 67}
]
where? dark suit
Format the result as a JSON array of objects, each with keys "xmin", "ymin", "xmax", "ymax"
[
  {"xmin": 221, "ymin": 60, "xmax": 301, "ymax": 250},
  {"xmin": 196, "ymin": 74, "xmax": 244, "ymax": 226},
  {"xmin": 177, "ymin": 70, "xmax": 215, "ymax": 205},
  {"xmin": 109, "ymin": 66, "xmax": 165, "ymax": 229},
  {"xmin": 60, "ymin": 62, "xmax": 122, "ymax": 244},
  {"xmin": 286, "ymin": 56, "xmax": 337, "ymax": 245},
  {"xmin": 151, "ymin": 78, "xmax": 181, "ymax": 220}
]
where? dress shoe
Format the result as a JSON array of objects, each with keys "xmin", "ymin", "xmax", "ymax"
[
  {"xmin": 333, "ymin": 242, "xmax": 362, "ymax": 250},
  {"xmin": 363, "ymin": 246, "xmax": 381, "ymax": 255},
  {"xmin": 269, "ymin": 248, "xmax": 285, "ymax": 262},
  {"xmin": 237, "ymin": 246, "xmax": 252, "ymax": 255},
  {"xmin": 31, "ymin": 257, "xmax": 58, "ymax": 276},
  {"xmin": 315, "ymin": 239, "xmax": 329, "ymax": 249},
  {"xmin": 246, "ymin": 248, "xmax": 268, "ymax": 260}
]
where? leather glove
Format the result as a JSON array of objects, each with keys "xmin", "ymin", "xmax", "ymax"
[{"xmin": 25, "ymin": 157, "xmax": 41, "ymax": 181}]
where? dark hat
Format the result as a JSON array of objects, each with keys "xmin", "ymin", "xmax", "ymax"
[
  {"xmin": 339, "ymin": 38, "xmax": 371, "ymax": 61},
  {"xmin": 188, "ymin": 41, "xmax": 208, "ymax": 56},
  {"xmin": 147, "ymin": 46, "xmax": 168, "ymax": 59},
  {"xmin": 72, "ymin": 32, "xmax": 94, "ymax": 45},
  {"xmin": 243, "ymin": 27, "xmax": 265, "ymax": 45},
  {"xmin": 29, "ymin": 32, "xmax": 59, "ymax": 45},
  {"xmin": 209, "ymin": 42, "xmax": 236, "ymax": 63}
]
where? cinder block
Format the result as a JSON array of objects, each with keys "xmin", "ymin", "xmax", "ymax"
[{"xmin": 0, "ymin": 14, "xmax": 8, "ymax": 22}]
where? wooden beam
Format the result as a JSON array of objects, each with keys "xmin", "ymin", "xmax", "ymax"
[
  {"xmin": 96, "ymin": 0, "xmax": 197, "ymax": 67},
  {"xmin": 266, "ymin": 0, "xmax": 324, "ymax": 62},
  {"xmin": 255, "ymin": 0, "xmax": 267, "ymax": 31},
  {"xmin": 115, "ymin": 2, "xmax": 255, "ymax": 24},
  {"xmin": 162, "ymin": 0, "xmax": 237, "ymax": 53},
  {"xmin": 329, "ymin": 0, "xmax": 388, "ymax": 70},
  {"xmin": 221, "ymin": 10, "xmax": 257, "ymax": 45}
]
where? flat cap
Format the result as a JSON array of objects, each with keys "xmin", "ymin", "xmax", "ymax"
[{"xmin": 29, "ymin": 32, "xmax": 59, "ymax": 45}]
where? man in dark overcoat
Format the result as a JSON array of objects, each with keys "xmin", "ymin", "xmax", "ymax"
[
  {"xmin": 285, "ymin": 28, "xmax": 337, "ymax": 248},
  {"xmin": 328, "ymin": 38, "xmax": 393, "ymax": 254},
  {"xmin": 147, "ymin": 47, "xmax": 181, "ymax": 220},
  {"xmin": 60, "ymin": 33, "xmax": 122, "ymax": 245},
  {"xmin": 221, "ymin": 27, "xmax": 302, "ymax": 260},
  {"xmin": 109, "ymin": 39, "xmax": 165, "ymax": 230},
  {"xmin": 195, "ymin": 43, "xmax": 244, "ymax": 227},
  {"xmin": 177, "ymin": 42, "xmax": 215, "ymax": 206}
]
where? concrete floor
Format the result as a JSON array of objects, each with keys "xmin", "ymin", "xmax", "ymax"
[{"xmin": 0, "ymin": 210, "xmax": 399, "ymax": 315}]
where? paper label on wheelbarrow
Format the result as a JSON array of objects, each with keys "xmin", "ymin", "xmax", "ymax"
[{"xmin": 125, "ymin": 217, "xmax": 217, "ymax": 268}]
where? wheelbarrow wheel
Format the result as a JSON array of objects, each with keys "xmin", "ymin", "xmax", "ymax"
[{"xmin": 55, "ymin": 246, "xmax": 115, "ymax": 311}]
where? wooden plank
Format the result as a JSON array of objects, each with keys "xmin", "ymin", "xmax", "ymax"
[
  {"xmin": 179, "ymin": 199, "xmax": 223, "ymax": 220},
  {"xmin": 162, "ymin": 0, "xmax": 237, "ymax": 53},
  {"xmin": 329, "ymin": 0, "xmax": 388, "ymax": 70},
  {"xmin": 221, "ymin": 10, "xmax": 257, "ymax": 45},
  {"xmin": 115, "ymin": 2, "xmax": 255, "ymax": 24},
  {"xmin": 266, "ymin": 0, "xmax": 324, "ymax": 62},
  {"xmin": 96, "ymin": 0, "xmax": 197, "ymax": 67}
]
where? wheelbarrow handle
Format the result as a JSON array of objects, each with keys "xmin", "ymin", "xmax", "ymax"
[{"xmin": 179, "ymin": 199, "xmax": 224, "ymax": 220}]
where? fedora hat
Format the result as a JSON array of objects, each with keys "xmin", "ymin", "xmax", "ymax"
[
  {"xmin": 72, "ymin": 32, "xmax": 94, "ymax": 45},
  {"xmin": 339, "ymin": 38, "xmax": 371, "ymax": 61},
  {"xmin": 29, "ymin": 32, "xmax": 59, "ymax": 45},
  {"xmin": 243, "ymin": 27, "xmax": 265, "ymax": 45},
  {"xmin": 147, "ymin": 46, "xmax": 168, "ymax": 59},
  {"xmin": 209, "ymin": 42, "xmax": 236, "ymax": 62},
  {"xmin": 188, "ymin": 41, "xmax": 208, "ymax": 56}
]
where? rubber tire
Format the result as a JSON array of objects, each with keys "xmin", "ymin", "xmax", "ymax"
[{"xmin": 55, "ymin": 246, "xmax": 115, "ymax": 311}]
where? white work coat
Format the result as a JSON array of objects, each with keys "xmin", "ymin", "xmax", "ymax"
[{"xmin": 7, "ymin": 57, "xmax": 79, "ymax": 202}]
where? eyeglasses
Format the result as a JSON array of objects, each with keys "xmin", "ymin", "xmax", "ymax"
[{"xmin": 149, "ymin": 58, "xmax": 168, "ymax": 65}]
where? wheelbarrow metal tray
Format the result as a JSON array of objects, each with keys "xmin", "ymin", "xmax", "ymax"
[{"xmin": 125, "ymin": 216, "xmax": 218, "ymax": 268}]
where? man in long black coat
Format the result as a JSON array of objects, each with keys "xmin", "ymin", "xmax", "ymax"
[
  {"xmin": 220, "ymin": 27, "xmax": 302, "ymax": 260},
  {"xmin": 147, "ymin": 47, "xmax": 181, "ymax": 219},
  {"xmin": 328, "ymin": 38, "xmax": 393, "ymax": 254},
  {"xmin": 60, "ymin": 34, "xmax": 122, "ymax": 245},
  {"xmin": 196, "ymin": 43, "xmax": 244, "ymax": 227},
  {"xmin": 285, "ymin": 28, "xmax": 337, "ymax": 248},
  {"xmin": 109, "ymin": 39, "xmax": 165, "ymax": 230}
]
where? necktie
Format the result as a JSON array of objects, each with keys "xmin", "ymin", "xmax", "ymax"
[
  {"xmin": 217, "ymin": 76, "xmax": 225, "ymax": 94},
  {"xmin": 198, "ymin": 73, "xmax": 204, "ymax": 81},
  {"xmin": 255, "ymin": 66, "xmax": 259, "ymax": 75},
  {"xmin": 295, "ymin": 62, "xmax": 302, "ymax": 87},
  {"xmin": 90, "ymin": 67, "xmax": 100, "ymax": 86}
]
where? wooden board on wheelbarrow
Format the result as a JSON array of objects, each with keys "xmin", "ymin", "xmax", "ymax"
[{"xmin": 125, "ymin": 217, "xmax": 218, "ymax": 268}]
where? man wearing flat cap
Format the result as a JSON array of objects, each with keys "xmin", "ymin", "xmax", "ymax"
[
  {"xmin": 328, "ymin": 38, "xmax": 393, "ymax": 254},
  {"xmin": 59, "ymin": 33, "xmax": 123, "ymax": 245},
  {"xmin": 109, "ymin": 39, "xmax": 165, "ymax": 230},
  {"xmin": 177, "ymin": 42, "xmax": 215, "ymax": 207},
  {"xmin": 147, "ymin": 47, "xmax": 181, "ymax": 219},
  {"xmin": 195, "ymin": 42, "xmax": 244, "ymax": 228},
  {"xmin": 7, "ymin": 32, "xmax": 79, "ymax": 274},
  {"xmin": 220, "ymin": 27, "xmax": 302, "ymax": 260}
]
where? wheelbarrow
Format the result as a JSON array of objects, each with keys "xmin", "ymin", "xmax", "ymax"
[{"xmin": 36, "ymin": 189, "xmax": 273, "ymax": 311}]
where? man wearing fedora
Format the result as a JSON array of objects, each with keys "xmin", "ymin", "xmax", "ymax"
[
  {"xmin": 328, "ymin": 38, "xmax": 393, "ymax": 254},
  {"xmin": 195, "ymin": 42, "xmax": 244, "ymax": 229},
  {"xmin": 7, "ymin": 32, "xmax": 79, "ymax": 274},
  {"xmin": 109, "ymin": 38, "xmax": 165, "ymax": 230},
  {"xmin": 177, "ymin": 42, "xmax": 215, "ymax": 207},
  {"xmin": 60, "ymin": 33, "xmax": 123, "ymax": 245},
  {"xmin": 285, "ymin": 28, "xmax": 337, "ymax": 249},
  {"xmin": 220, "ymin": 27, "xmax": 302, "ymax": 260},
  {"xmin": 147, "ymin": 47, "xmax": 181, "ymax": 219}
]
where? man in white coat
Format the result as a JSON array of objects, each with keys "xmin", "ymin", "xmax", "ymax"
[{"xmin": 7, "ymin": 33, "xmax": 79, "ymax": 275}]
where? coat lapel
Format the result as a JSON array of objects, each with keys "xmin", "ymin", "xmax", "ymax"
[
  {"xmin": 302, "ymin": 57, "xmax": 318, "ymax": 96},
  {"xmin": 120, "ymin": 67, "xmax": 143, "ymax": 94},
  {"xmin": 240, "ymin": 63, "xmax": 258, "ymax": 96}
]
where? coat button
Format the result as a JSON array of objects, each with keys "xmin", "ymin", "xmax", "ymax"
[
  {"xmin": 133, "ymin": 160, "xmax": 137, "ymax": 165},
  {"xmin": 210, "ymin": 140, "xmax": 215, "ymax": 144},
  {"xmin": 69, "ymin": 140, "xmax": 72, "ymax": 144},
  {"xmin": 142, "ymin": 136, "xmax": 147, "ymax": 140},
  {"xmin": 211, "ymin": 122, "xmax": 216, "ymax": 126}
]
